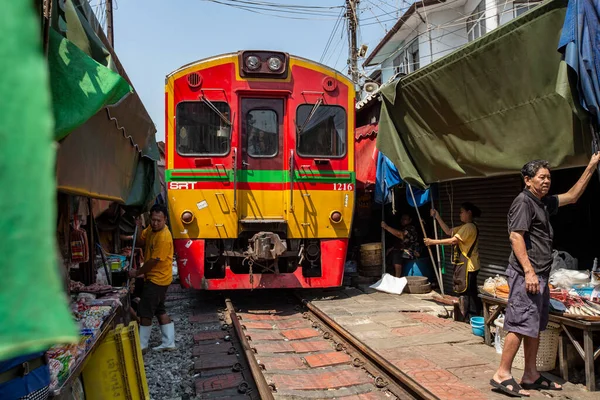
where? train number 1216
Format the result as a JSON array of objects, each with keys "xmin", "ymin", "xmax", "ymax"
[{"xmin": 333, "ymin": 183, "xmax": 354, "ymax": 191}]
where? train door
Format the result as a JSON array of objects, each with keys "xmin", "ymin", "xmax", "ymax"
[{"xmin": 239, "ymin": 98, "xmax": 286, "ymax": 220}]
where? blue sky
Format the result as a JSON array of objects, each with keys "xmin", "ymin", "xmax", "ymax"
[{"xmin": 112, "ymin": 0, "xmax": 411, "ymax": 141}]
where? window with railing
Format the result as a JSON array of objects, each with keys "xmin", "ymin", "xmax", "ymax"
[
  {"xmin": 467, "ymin": 0, "xmax": 487, "ymax": 42},
  {"xmin": 393, "ymin": 38, "xmax": 420, "ymax": 75}
]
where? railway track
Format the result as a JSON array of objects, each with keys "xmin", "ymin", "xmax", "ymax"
[{"xmin": 189, "ymin": 291, "xmax": 438, "ymax": 399}]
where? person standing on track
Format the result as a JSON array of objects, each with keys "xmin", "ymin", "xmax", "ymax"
[
  {"xmin": 128, "ymin": 204, "xmax": 176, "ymax": 352},
  {"xmin": 491, "ymin": 155, "xmax": 599, "ymax": 397}
]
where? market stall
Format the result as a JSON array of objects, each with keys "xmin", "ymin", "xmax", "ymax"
[
  {"xmin": 48, "ymin": 284, "xmax": 130, "ymax": 398},
  {"xmin": 480, "ymin": 271, "xmax": 600, "ymax": 391}
]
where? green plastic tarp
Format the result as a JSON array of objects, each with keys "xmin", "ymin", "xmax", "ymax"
[
  {"xmin": 0, "ymin": 1, "xmax": 78, "ymax": 360},
  {"xmin": 50, "ymin": 0, "xmax": 160, "ymax": 207},
  {"xmin": 48, "ymin": 28, "xmax": 132, "ymax": 141},
  {"xmin": 377, "ymin": 0, "xmax": 591, "ymax": 189}
]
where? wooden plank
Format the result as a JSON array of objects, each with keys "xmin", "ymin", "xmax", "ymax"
[
  {"xmin": 583, "ymin": 330, "xmax": 596, "ymax": 391},
  {"xmin": 558, "ymin": 334, "xmax": 569, "ymax": 381}
]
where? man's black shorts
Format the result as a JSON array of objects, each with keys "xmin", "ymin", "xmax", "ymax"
[{"xmin": 137, "ymin": 281, "xmax": 169, "ymax": 319}]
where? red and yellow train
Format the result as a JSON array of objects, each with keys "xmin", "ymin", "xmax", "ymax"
[{"xmin": 165, "ymin": 51, "xmax": 355, "ymax": 289}]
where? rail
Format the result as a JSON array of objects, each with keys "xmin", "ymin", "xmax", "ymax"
[
  {"xmin": 297, "ymin": 295, "xmax": 438, "ymax": 400},
  {"xmin": 225, "ymin": 298, "xmax": 275, "ymax": 400}
]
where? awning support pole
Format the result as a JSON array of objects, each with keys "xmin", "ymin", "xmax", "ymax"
[
  {"xmin": 430, "ymin": 189, "xmax": 444, "ymax": 295},
  {"xmin": 407, "ymin": 184, "xmax": 444, "ymax": 295}
]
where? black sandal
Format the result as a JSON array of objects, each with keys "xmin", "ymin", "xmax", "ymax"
[
  {"xmin": 490, "ymin": 378, "xmax": 530, "ymax": 397},
  {"xmin": 521, "ymin": 375, "xmax": 562, "ymax": 391}
]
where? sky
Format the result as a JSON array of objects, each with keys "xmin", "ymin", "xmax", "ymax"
[{"xmin": 110, "ymin": 0, "xmax": 413, "ymax": 141}]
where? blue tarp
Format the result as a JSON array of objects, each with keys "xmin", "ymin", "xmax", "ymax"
[
  {"xmin": 558, "ymin": 0, "xmax": 600, "ymax": 127},
  {"xmin": 374, "ymin": 152, "xmax": 430, "ymax": 207}
]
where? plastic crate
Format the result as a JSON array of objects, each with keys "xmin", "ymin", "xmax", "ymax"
[
  {"xmin": 82, "ymin": 321, "xmax": 149, "ymax": 399},
  {"xmin": 494, "ymin": 318, "xmax": 560, "ymax": 371}
]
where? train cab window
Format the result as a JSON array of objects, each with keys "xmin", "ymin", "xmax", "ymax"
[
  {"xmin": 247, "ymin": 109, "xmax": 278, "ymax": 157},
  {"xmin": 176, "ymin": 101, "xmax": 231, "ymax": 156},
  {"xmin": 296, "ymin": 105, "xmax": 346, "ymax": 157}
]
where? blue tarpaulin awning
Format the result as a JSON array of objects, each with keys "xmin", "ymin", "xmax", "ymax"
[{"xmin": 375, "ymin": 152, "xmax": 430, "ymax": 207}]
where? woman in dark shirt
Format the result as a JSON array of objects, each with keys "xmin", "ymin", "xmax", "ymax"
[{"xmin": 381, "ymin": 214, "xmax": 420, "ymax": 277}]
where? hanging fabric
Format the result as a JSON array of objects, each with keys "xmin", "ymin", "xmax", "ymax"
[{"xmin": 70, "ymin": 215, "xmax": 89, "ymax": 263}]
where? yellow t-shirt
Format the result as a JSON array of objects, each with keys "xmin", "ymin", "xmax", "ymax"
[
  {"xmin": 454, "ymin": 223, "xmax": 480, "ymax": 272},
  {"xmin": 141, "ymin": 226, "xmax": 173, "ymax": 286}
]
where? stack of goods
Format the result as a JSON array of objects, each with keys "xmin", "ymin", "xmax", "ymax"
[
  {"xmin": 69, "ymin": 280, "xmax": 113, "ymax": 294},
  {"xmin": 482, "ymin": 275, "xmax": 509, "ymax": 299},
  {"xmin": 48, "ymin": 298, "xmax": 115, "ymax": 390}
]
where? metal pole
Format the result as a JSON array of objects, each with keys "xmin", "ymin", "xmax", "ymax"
[
  {"xmin": 127, "ymin": 224, "xmax": 138, "ymax": 290},
  {"xmin": 407, "ymin": 184, "xmax": 444, "ymax": 295},
  {"xmin": 106, "ymin": 0, "xmax": 114, "ymax": 48}
]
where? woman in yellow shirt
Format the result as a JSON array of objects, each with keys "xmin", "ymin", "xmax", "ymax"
[{"xmin": 424, "ymin": 202, "xmax": 481, "ymax": 319}]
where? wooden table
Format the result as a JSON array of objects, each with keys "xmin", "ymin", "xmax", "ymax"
[{"xmin": 480, "ymin": 294, "xmax": 600, "ymax": 391}]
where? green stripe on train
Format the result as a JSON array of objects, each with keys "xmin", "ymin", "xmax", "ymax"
[{"xmin": 166, "ymin": 169, "xmax": 355, "ymax": 183}]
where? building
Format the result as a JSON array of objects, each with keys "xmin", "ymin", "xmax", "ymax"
[{"xmin": 363, "ymin": 0, "xmax": 543, "ymax": 83}]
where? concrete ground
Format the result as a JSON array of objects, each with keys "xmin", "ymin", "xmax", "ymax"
[{"xmin": 305, "ymin": 287, "xmax": 597, "ymax": 400}]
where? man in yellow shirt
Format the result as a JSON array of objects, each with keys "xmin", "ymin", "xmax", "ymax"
[{"xmin": 128, "ymin": 204, "xmax": 175, "ymax": 352}]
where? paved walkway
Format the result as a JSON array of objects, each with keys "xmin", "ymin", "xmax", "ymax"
[{"xmin": 305, "ymin": 287, "xmax": 596, "ymax": 400}]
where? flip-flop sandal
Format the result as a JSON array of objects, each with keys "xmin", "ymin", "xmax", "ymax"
[
  {"xmin": 521, "ymin": 375, "xmax": 562, "ymax": 391},
  {"xmin": 490, "ymin": 378, "xmax": 530, "ymax": 397}
]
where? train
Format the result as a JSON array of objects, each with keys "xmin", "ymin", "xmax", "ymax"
[{"xmin": 165, "ymin": 50, "xmax": 355, "ymax": 289}]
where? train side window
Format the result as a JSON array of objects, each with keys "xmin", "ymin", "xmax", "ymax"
[
  {"xmin": 296, "ymin": 105, "xmax": 346, "ymax": 157},
  {"xmin": 176, "ymin": 101, "xmax": 231, "ymax": 156},
  {"xmin": 247, "ymin": 109, "xmax": 278, "ymax": 158}
]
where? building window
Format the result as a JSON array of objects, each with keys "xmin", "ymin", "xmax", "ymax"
[
  {"xmin": 176, "ymin": 101, "xmax": 231, "ymax": 156},
  {"xmin": 513, "ymin": 1, "xmax": 541, "ymax": 17},
  {"xmin": 296, "ymin": 105, "xmax": 346, "ymax": 157},
  {"xmin": 467, "ymin": 0, "xmax": 487, "ymax": 42},
  {"xmin": 393, "ymin": 38, "xmax": 419, "ymax": 75}
]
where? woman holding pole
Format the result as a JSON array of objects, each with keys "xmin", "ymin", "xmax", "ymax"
[{"xmin": 423, "ymin": 202, "xmax": 482, "ymax": 319}]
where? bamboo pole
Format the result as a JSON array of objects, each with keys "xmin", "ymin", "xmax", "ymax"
[{"xmin": 407, "ymin": 185, "xmax": 444, "ymax": 295}]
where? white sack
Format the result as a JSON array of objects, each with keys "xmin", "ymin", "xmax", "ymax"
[{"xmin": 370, "ymin": 273, "xmax": 408, "ymax": 295}]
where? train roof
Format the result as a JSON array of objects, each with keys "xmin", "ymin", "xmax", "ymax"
[{"xmin": 166, "ymin": 51, "xmax": 353, "ymax": 87}]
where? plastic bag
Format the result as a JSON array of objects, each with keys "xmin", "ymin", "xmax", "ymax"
[
  {"xmin": 550, "ymin": 268, "xmax": 590, "ymax": 289},
  {"xmin": 370, "ymin": 273, "xmax": 408, "ymax": 295}
]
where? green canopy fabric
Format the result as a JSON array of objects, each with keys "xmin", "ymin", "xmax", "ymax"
[
  {"xmin": 49, "ymin": 28, "xmax": 132, "ymax": 141},
  {"xmin": 0, "ymin": 1, "xmax": 78, "ymax": 360},
  {"xmin": 377, "ymin": 0, "xmax": 591, "ymax": 188},
  {"xmin": 50, "ymin": 0, "xmax": 160, "ymax": 207}
]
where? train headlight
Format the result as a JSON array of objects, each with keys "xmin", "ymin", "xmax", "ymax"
[
  {"xmin": 245, "ymin": 55, "xmax": 261, "ymax": 71},
  {"xmin": 329, "ymin": 211, "xmax": 343, "ymax": 223},
  {"xmin": 267, "ymin": 56, "xmax": 282, "ymax": 71},
  {"xmin": 181, "ymin": 211, "xmax": 195, "ymax": 224}
]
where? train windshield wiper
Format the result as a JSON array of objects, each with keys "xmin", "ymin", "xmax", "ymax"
[
  {"xmin": 201, "ymin": 96, "xmax": 232, "ymax": 127},
  {"xmin": 297, "ymin": 98, "xmax": 323, "ymax": 135}
]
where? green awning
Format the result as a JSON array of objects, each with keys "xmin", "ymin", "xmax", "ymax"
[
  {"xmin": 48, "ymin": 28, "xmax": 132, "ymax": 141},
  {"xmin": 51, "ymin": 0, "xmax": 160, "ymax": 207},
  {"xmin": 377, "ymin": 0, "xmax": 591, "ymax": 188}
]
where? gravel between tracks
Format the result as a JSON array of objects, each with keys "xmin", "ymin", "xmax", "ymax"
[{"xmin": 142, "ymin": 286, "xmax": 198, "ymax": 400}]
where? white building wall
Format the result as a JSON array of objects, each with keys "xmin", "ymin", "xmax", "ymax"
[
  {"xmin": 373, "ymin": 0, "xmax": 538, "ymax": 79},
  {"xmin": 419, "ymin": 8, "xmax": 469, "ymax": 67}
]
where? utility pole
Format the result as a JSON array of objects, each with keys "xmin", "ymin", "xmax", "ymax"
[
  {"xmin": 106, "ymin": 0, "xmax": 114, "ymax": 47},
  {"xmin": 346, "ymin": 0, "xmax": 359, "ymax": 85}
]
